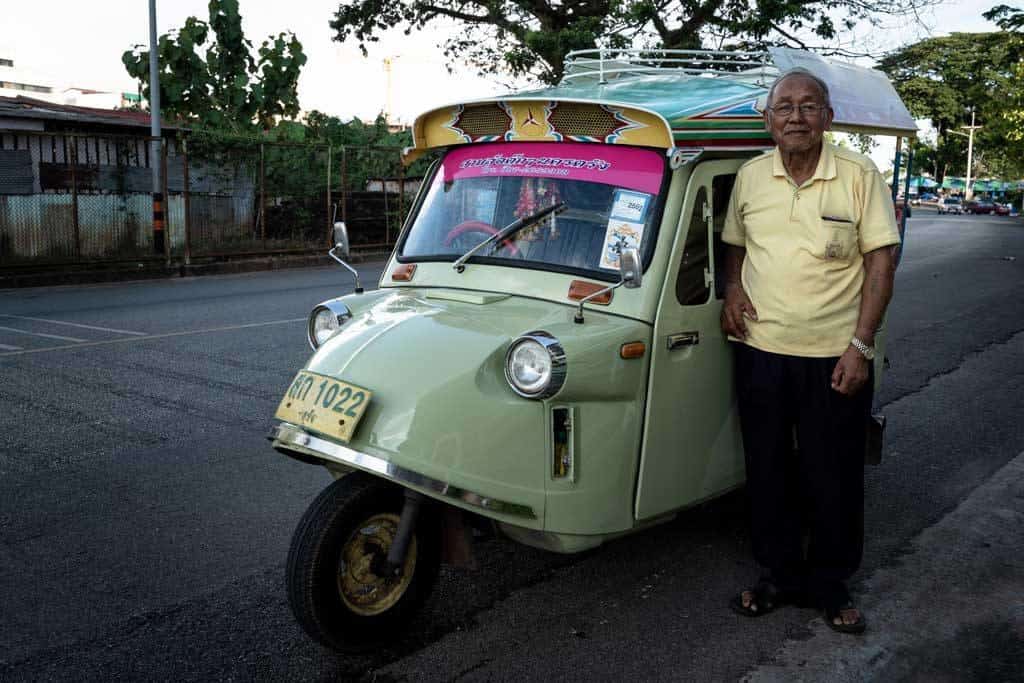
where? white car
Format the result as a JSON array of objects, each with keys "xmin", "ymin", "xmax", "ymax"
[{"xmin": 937, "ymin": 198, "xmax": 963, "ymax": 214}]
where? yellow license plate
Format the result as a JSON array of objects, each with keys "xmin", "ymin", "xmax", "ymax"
[{"xmin": 275, "ymin": 371, "xmax": 372, "ymax": 443}]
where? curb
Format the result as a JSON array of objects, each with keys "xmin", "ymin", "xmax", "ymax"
[
  {"xmin": 0, "ymin": 250, "xmax": 390, "ymax": 289},
  {"xmin": 743, "ymin": 451, "xmax": 1024, "ymax": 681}
]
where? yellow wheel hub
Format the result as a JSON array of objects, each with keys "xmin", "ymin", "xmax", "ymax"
[{"xmin": 337, "ymin": 512, "xmax": 417, "ymax": 616}]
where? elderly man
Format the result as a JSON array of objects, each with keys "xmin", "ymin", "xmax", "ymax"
[{"xmin": 720, "ymin": 68, "xmax": 900, "ymax": 634}]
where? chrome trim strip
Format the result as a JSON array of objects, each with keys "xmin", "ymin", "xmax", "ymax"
[{"xmin": 269, "ymin": 423, "xmax": 537, "ymax": 519}]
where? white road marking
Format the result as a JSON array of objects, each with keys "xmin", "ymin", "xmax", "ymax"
[
  {"xmin": 0, "ymin": 325, "xmax": 87, "ymax": 342},
  {"xmin": 0, "ymin": 318, "xmax": 307, "ymax": 357},
  {"xmin": 0, "ymin": 314, "xmax": 147, "ymax": 336},
  {"xmin": 0, "ymin": 342, "xmax": 22, "ymax": 351}
]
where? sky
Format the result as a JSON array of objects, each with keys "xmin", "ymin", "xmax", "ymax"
[{"xmin": 0, "ymin": 0, "xmax": 1010, "ymax": 169}]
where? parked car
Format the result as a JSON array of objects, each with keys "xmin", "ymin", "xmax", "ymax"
[
  {"xmin": 937, "ymin": 197, "xmax": 964, "ymax": 214},
  {"xmin": 965, "ymin": 199, "xmax": 996, "ymax": 214},
  {"xmin": 911, "ymin": 192, "xmax": 937, "ymax": 206}
]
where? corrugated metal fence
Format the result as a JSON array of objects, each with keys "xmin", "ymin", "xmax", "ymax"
[{"xmin": 0, "ymin": 130, "xmax": 417, "ymax": 269}]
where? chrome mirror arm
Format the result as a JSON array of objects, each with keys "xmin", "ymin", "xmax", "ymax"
[
  {"xmin": 574, "ymin": 247, "xmax": 642, "ymax": 324},
  {"xmin": 330, "ymin": 246, "xmax": 364, "ymax": 294},
  {"xmin": 573, "ymin": 279, "xmax": 625, "ymax": 324}
]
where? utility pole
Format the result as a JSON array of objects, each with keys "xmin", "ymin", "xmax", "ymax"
[
  {"xmin": 951, "ymin": 108, "xmax": 982, "ymax": 201},
  {"xmin": 149, "ymin": 0, "xmax": 165, "ymax": 255}
]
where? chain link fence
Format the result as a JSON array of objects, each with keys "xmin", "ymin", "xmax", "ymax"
[{"xmin": 0, "ymin": 130, "xmax": 416, "ymax": 270}]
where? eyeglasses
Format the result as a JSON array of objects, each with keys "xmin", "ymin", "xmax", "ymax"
[{"xmin": 768, "ymin": 103, "xmax": 828, "ymax": 118}]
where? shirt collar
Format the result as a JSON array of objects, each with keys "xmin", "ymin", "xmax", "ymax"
[{"xmin": 771, "ymin": 142, "xmax": 837, "ymax": 182}]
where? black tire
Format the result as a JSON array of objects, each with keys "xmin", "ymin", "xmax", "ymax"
[{"xmin": 286, "ymin": 472, "xmax": 441, "ymax": 652}]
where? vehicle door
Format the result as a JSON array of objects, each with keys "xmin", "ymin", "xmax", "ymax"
[{"xmin": 635, "ymin": 159, "xmax": 747, "ymax": 521}]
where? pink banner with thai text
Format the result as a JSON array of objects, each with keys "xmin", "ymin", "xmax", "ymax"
[{"xmin": 442, "ymin": 142, "xmax": 664, "ymax": 194}]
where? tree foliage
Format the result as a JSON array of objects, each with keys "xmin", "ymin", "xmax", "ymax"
[
  {"xmin": 878, "ymin": 31, "xmax": 1024, "ymax": 180},
  {"xmin": 122, "ymin": 0, "xmax": 307, "ymax": 133},
  {"xmin": 985, "ymin": 4, "xmax": 1024, "ymax": 31},
  {"xmin": 330, "ymin": 0, "xmax": 936, "ymax": 84}
]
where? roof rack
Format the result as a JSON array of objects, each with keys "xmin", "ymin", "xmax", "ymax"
[{"xmin": 563, "ymin": 49, "xmax": 776, "ymax": 86}]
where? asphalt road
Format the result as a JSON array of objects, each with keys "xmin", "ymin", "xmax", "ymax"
[{"xmin": 0, "ymin": 209, "xmax": 1021, "ymax": 681}]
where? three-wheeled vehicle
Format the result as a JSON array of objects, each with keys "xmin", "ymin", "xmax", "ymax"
[{"xmin": 270, "ymin": 47, "xmax": 918, "ymax": 651}]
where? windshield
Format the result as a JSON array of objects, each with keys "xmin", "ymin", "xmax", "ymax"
[{"xmin": 398, "ymin": 142, "xmax": 667, "ymax": 277}]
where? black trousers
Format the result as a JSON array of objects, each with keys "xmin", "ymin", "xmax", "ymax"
[{"xmin": 733, "ymin": 344, "xmax": 872, "ymax": 608}]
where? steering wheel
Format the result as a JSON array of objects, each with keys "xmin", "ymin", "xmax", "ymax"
[{"xmin": 443, "ymin": 221, "xmax": 520, "ymax": 257}]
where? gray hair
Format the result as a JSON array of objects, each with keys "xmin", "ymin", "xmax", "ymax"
[{"xmin": 767, "ymin": 68, "xmax": 831, "ymax": 108}]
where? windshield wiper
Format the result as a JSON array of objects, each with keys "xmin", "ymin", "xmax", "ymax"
[{"xmin": 452, "ymin": 202, "xmax": 567, "ymax": 273}]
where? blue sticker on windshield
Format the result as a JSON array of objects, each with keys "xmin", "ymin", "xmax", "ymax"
[{"xmin": 610, "ymin": 189, "xmax": 650, "ymax": 223}]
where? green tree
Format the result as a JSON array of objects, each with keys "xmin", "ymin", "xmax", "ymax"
[
  {"xmin": 985, "ymin": 4, "xmax": 1024, "ymax": 31},
  {"xmin": 303, "ymin": 111, "xmax": 434, "ymax": 189},
  {"xmin": 330, "ymin": 0, "xmax": 936, "ymax": 84},
  {"xmin": 878, "ymin": 31, "xmax": 1024, "ymax": 181},
  {"xmin": 122, "ymin": 0, "xmax": 307, "ymax": 132}
]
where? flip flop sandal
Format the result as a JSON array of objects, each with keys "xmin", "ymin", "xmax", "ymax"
[
  {"xmin": 824, "ymin": 603, "xmax": 867, "ymax": 634},
  {"xmin": 729, "ymin": 581, "xmax": 782, "ymax": 617}
]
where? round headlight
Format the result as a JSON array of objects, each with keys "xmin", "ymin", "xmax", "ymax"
[
  {"xmin": 504, "ymin": 332, "xmax": 566, "ymax": 399},
  {"xmin": 307, "ymin": 301, "xmax": 352, "ymax": 350}
]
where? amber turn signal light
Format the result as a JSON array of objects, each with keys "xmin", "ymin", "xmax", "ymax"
[
  {"xmin": 391, "ymin": 264, "xmax": 417, "ymax": 281},
  {"xmin": 620, "ymin": 341, "xmax": 646, "ymax": 359}
]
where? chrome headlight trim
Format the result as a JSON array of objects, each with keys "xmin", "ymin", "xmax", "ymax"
[
  {"xmin": 307, "ymin": 299, "xmax": 353, "ymax": 350},
  {"xmin": 504, "ymin": 330, "xmax": 567, "ymax": 399}
]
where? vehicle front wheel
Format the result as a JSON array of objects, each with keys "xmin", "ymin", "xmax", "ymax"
[{"xmin": 286, "ymin": 472, "xmax": 441, "ymax": 652}]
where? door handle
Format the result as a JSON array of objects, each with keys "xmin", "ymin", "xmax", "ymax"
[{"xmin": 667, "ymin": 331, "xmax": 699, "ymax": 350}]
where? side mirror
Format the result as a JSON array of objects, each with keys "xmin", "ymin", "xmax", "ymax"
[
  {"xmin": 333, "ymin": 221, "xmax": 350, "ymax": 260},
  {"xmin": 573, "ymin": 247, "xmax": 642, "ymax": 324},
  {"xmin": 329, "ymin": 221, "xmax": 363, "ymax": 294},
  {"xmin": 620, "ymin": 247, "xmax": 642, "ymax": 288}
]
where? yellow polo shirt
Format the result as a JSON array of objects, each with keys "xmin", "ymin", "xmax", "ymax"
[{"xmin": 722, "ymin": 143, "xmax": 900, "ymax": 357}]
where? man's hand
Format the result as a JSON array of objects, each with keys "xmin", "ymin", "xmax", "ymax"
[
  {"xmin": 721, "ymin": 283, "xmax": 758, "ymax": 340},
  {"xmin": 831, "ymin": 346, "xmax": 870, "ymax": 395}
]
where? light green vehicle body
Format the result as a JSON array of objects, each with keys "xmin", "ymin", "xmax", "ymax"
[
  {"xmin": 272, "ymin": 50, "xmax": 908, "ymax": 553},
  {"xmin": 273, "ymin": 156, "xmax": 771, "ymax": 552}
]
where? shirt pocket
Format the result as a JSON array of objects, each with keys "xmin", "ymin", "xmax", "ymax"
[{"xmin": 819, "ymin": 217, "xmax": 858, "ymax": 261}]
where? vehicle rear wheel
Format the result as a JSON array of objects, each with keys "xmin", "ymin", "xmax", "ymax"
[{"xmin": 286, "ymin": 472, "xmax": 441, "ymax": 652}]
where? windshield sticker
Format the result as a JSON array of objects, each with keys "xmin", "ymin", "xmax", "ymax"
[
  {"xmin": 610, "ymin": 189, "xmax": 650, "ymax": 223},
  {"xmin": 600, "ymin": 219, "xmax": 646, "ymax": 270},
  {"xmin": 444, "ymin": 142, "xmax": 663, "ymax": 194}
]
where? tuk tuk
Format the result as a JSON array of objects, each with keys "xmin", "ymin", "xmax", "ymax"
[{"xmin": 269, "ymin": 47, "xmax": 918, "ymax": 652}]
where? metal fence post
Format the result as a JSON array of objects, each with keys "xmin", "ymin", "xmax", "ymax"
[
  {"xmin": 161, "ymin": 138, "xmax": 170, "ymax": 263},
  {"xmin": 260, "ymin": 142, "xmax": 266, "ymax": 248},
  {"xmin": 383, "ymin": 168, "xmax": 390, "ymax": 245},
  {"xmin": 69, "ymin": 136, "xmax": 81, "ymax": 258},
  {"xmin": 326, "ymin": 144, "xmax": 332, "ymax": 249},
  {"xmin": 340, "ymin": 145, "xmax": 348, "ymax": 229},
  {"xmin": 182, "ymin": 137, "xmax": 192, "ymax": 265},
  {"xmin": 398, "ymin": 152, "xmax": 405, "ymax": 237}
]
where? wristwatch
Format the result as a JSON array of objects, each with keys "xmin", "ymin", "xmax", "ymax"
[{"xmin": 851, "ymin": 336, "xmax": 876, "ymax": 360}]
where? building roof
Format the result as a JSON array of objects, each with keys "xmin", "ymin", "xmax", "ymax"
[{"xmin": 0, "ymin": 95, "xmax": 177, "ymax": 130}]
